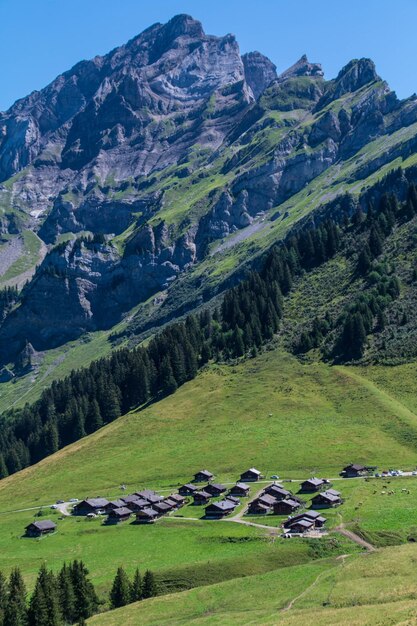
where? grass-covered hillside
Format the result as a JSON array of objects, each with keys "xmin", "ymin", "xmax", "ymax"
[
  {"xmin": 0, "ymin": 349, "xmax": 417, "ymax": 609},
  {"xmin": 87, "ymin": 544, "xmax": 417, "ymax": 625},
  {"xmin": 3, "ymin": 350, "xmax": 417, "ymax": 509}
]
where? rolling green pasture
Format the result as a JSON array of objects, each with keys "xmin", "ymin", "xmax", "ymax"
[
  {"xmin": 1, "ymin": 349, "xmax": 417, "ymax": 617},
  {"xmin": 88, "ymin": 543, "xmax": 417, "ymax": 625},
  {"xmin": 2, "ymin": 350, "xmax": 417, "ymax": 511},
  {"xmin": 0, "ymin": 508, "xmax": 330, "ymax": 597}
]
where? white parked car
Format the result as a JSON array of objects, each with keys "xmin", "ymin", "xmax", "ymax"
[
  {"xmin": 69, "ymin": 498, "xmax": 79, "ymax": 503},
  {"xmin": 50, "ymin": 504, "xmax": 58, "ymax": 509}
]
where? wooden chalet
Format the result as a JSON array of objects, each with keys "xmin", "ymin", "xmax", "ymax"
[
  {"xmin": 179, "ymin": 484, "xmax": 198, "ymax": 496},
  {"xmin": 136, "ymin": 507, "xmax": 160, "ymax": 524},
  {"xmin": 341, "ymin": 463, "xmax": 367, "ymax": 478},
  {"xmin": 134, "ymin": 489, "xmax": 156, "ymax": 499},
  {"xmin": 105, "ymin": 499, "xmax": 126, "ymax": 512},
  {"xmin": 311, "ymin": 490, "xmax": 341, "ymax": 508},
  {"xmin": 257, "ymin": 494, "xmax": 277, "ymax": 508},
  {"xmin": 273, "ymin": 498, "xmax": 301, "ymax": 515},
  {"xmin": 226, "ymin": 495, "xmax": 240, "ymax": 505},
  {"xmin": 285, "ymin": 510, "xmax": 327, "ymax": 530},
  {"xmin": 205, "ymin": 500, "xmax": 236, "ymax": 518},
  {"xmin": 249, "ymin": 501, "xmax": 270, "ymax": 514},
  {"xmin": 165, "ymin": 494, "xmax": 185, "ymax": 508},
  {"xmin": 300, "ymin": 477, "xmax": 326, "ymax": 492},
  {"xmin": 286, "ymin": 518, "xmax": 315, "ymax": 533},
  {"xmin": 194, "ymin": 470, "xmax": 214, "ymax": 483},
  {"xmin": 142, "ymin": 493, "xmax": 164, "ymax": 505},
  {"xmin": 121, "ymin": 497, "xmax": 148, "ymax": 512},
  {"xmin": 264, "ymin": 485, "xmax": 291, "ymax": 500},
  {"xmin": 193, "ymin": 490, "xmax": 212, "ymax": 505},
  {"xmin": 249, "ymin": 493, "xmax": 276, "ymax": 514},
  {"xmin": 73, "ymin": 498, "xmax": 109, "ymax": 516},
  {"xmin": 205, "ymin": 483, "xmax": 227, "ymax": 497},
  {"xmin": 25, "ymin": 520, "xmax": 57, "ymax": 538},
  {"xmin": 122, "ymin": 494, "xmax": 141, "ymax": 505},
  {"xmin": 240, "ymin": 468, "xmax": 262, "ymax": 482},
  {"xmin": 229, "ymin": 482, "xmax": 250, "ymax": 497},
  {"xmin": 106, "ymin": 507, "xmax": 132, "ymax": 524},
  {"xmin": 153, "ymin": 501, "xmax": 173, "ymax": 515}
]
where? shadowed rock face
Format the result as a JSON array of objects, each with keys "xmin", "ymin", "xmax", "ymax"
[
  {"xmin": 0, "ymin": 14, "xmax": 252, "ymax": 183},
  {"xmin": 1, "ymin": 15, "xmax": 417, "ymax": 365},
  {"xmin": 242, "ymin": 51, "xmax": 277, "ymax": 99}
]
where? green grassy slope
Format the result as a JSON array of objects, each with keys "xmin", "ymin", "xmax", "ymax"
[
  {"xmin": 87, "ymin": 544, "xmax": 417, "ymax": 625},
  {"xmin": 0, "ymin": 347, "xmax": 416, "ymax": 617},
  {"xmin": 3, "ymin": 350, "xmax": 417, "ymax": 510}
]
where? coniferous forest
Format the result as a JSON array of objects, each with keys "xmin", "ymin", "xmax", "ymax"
[
  {"xmin": 0, "ymin": 182, "xmax": 416, "ymax": 479},
  {"xmin": 0, "ymin": 560, "xmax": 157, "ymax": 625}
]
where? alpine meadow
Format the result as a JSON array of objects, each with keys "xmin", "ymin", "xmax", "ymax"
[{"xmin": 2, "ymin": 6, "xmax": 417, "ymax": 626}]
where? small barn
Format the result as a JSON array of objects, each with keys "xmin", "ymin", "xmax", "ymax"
[
  {"xmin": 311, "ymin": 490, "xmax": 341, "ymax": 508},
  {"xmin": 205, "ymin": 483, "xmax": 227, "ymax": 497},
  {"xmin": 153, "ymin": 501, "xmax": 173, "ymax": 515},
  {"xmin": 105, "ymin": 500, "xmax": 126, "ymax": 512},
  {"xmin": 136, "ymin": 507, "xmax": 159, "ymax": 524},
  {"xmin": 106, "ymin": 507, "xmax": 132, "ymax": 524},
  {"xmin": 121, "ymin": 498, "xmax": 148, "ymax": 512},
  {"xmin": 179, "ymin": 484, "xmax": 198, "ymax": 496},
  {"xmin": 249, "ymin": 501, "xmax": 270, "ymax": 514},
  {"xmin": 134, "ymin": 489, "xmax": 156, "ymax": 499},
  {"xmin": 265, "ymin": 485, "xmax": 291, "ymax": 500},
  {"xmin": 341, "ymin": 464, "xmax": 366, "ymax": 478},
  {"xmin": 240, "ymin": 468, "xmax": 262, "ymax": 482},
  {"xmin": 25, "ymin": 520, "xmax": 57, "ymax": 538},
  {"xmin": 193, "ymin": 490, "xmax": 212, "ymax": 505},
  {"xmin": 194, "ymin": 470, "xmax": 214, "ymax": 483},
  {"xmin": 287, "ymin": 518, "xmax": 315, "ymax": 533},
  {"xmin": 226, "ymin": 495, "xmax": 240, "ymax": 505},
  {"xmin": 73, "ymin": 498, "xmax": 109, "ymax": 516},
  {"xmin": 300, "ymin": 477, "xmax": 325, "ymax": 492},
  {"xmin": 165, "ymin": 494, "xmax": 185, "ymax": 508},
  {"xmin": 273, "ymin": 498, "xmax": 301, "ymax": 515},
  {"xmin": 285, "ymin": 511, "xmax": 327, "ymax": 529},
  {"xmin": 143, "ymin": 493, "xmax": 164, "ymax": 505},
  {"xmin": 257, "ymin": 494, "xmax": 277, "ymax": 508},
  {"xmin": 229, "ymin": 483, "xmax": 250, "ymax": 497},
  {"xmin": 205, "ymin": 500, "xmax": 236, "ymax": 519},
  {"xmin": 249, "ymin": 494, "xmax": 276, "ymax": 514}
]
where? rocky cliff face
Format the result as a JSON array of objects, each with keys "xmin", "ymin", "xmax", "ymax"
[{"xmin": 1, "ymin": 14, "xmax": 417, "ymax": 367}]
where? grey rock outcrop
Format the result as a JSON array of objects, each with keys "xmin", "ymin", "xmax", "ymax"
[
  {"xmin": 278, "ymin": 54, "xmax": 324, "ymax": 82},
  {"xmin": 242, "ymin": 51, "xmax": 277, "ymax": 99}
]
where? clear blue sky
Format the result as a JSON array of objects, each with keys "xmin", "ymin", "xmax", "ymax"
[{"xmin": 0, "ymin": 0, "xmax": 415, "ymax": 111}]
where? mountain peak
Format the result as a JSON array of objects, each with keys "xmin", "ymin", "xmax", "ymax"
[
  {"xmin": 315, "ymin": 57, "xmax": 380, "ymax": 110},
  {"xmin": 162, "ymin": 14, "xmax": 205, "ymax": 40},
  {"xmin": 278, "ymin": 55, "xmax": 324, "ymax": 82},
  {"xmin": 335, "ymin": 58, "xmax": 379, "ymax": 90}
]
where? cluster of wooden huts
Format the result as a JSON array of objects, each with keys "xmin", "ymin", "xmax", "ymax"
[
  {"xmin": 178, "ymin": 468, "xmax": 258, "ymax": 518},
  {"xmin": 73, "ymin": 489, "xmax": 186, "ymax": 524},
  {"xmin": 248, "ymin": 475, "xmax": 342, "ymax": 534}
]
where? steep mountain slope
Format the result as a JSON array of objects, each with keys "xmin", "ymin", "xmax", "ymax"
[{"xmin": 2, "ymin": 13, "xmax": 417, "ymax": 376}]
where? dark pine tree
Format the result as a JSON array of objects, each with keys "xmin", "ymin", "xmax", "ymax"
[
  {"xmin": 4, "ymin": 568, "xmax": 27, "ymax": 626},
  {"xmin": 130, "ymin": 569, "xmax": 142, "ymax": 603},
  {"xmin": 69, "ymin": 561, "xmax": 98, "ymax": 620},
  {"xmin": 58, "ymin": 563, "xmax": 76, "ymax": 625},
  {"xmin": 141, "ymin": 571, "xmax": 157, "ymax": 600},
  {"xmin": 110, "ymin": 567, "xmax": 131, "ymax": 609}
]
